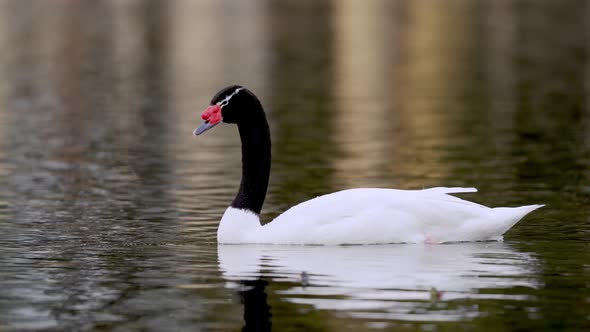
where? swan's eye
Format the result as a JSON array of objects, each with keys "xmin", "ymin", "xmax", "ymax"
[{"xmin": 216, "ymin": 87, "xmax": 244, "ymax": 108}]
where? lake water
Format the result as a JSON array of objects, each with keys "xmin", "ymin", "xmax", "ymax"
[{"xmin": 0, "ymin": 1, "xmax": 589, "ymax": 331}]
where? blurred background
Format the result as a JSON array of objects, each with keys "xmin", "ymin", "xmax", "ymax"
[{"xmin": 0, "ymin": 0, "xmax": 589, "ymax": 331}]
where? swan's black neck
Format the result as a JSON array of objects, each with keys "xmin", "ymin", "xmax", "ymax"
[{"xmin": 231, "ymin": 107, "xmax": 271, "ymax": 215}]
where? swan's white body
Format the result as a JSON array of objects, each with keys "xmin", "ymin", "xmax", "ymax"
[{"xmin": 217, "ymin": 187, "xmax": 543, "ymax": 245}]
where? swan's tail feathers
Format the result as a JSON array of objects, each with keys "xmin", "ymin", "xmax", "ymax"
[
  {"xmin": 491, "ymin": 204, "xmax": 544, "ymax": 237},
  {"xmin": 519, "ymin": 204, "xmax": 545, "ymax": 213},
  {"xmin": 424, "ymin": 187, "xmax": 478, "ymax": 194},
  {"xmin": 501, "ymin": 204, "xmax": 544, "ymax": 219}
]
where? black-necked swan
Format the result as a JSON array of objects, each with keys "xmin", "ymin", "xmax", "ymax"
[{"xmin": 194, "ymin": 85, "xmax": 543, "ymax": 245}]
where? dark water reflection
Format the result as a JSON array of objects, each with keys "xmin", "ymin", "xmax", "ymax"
[{"xmin": 0, "ymin": 0, "xmax": 589, "ymax": 331}]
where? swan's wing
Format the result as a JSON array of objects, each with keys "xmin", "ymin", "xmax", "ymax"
[
  {"xmin": 273, "ymin": 187, "xmax": 485, "ymax": 223},
  {"xmin": 421, "ymin": 187, "xmax": 477, "ymax": 194},
  {"xmin": 260, "ymin": 188, "xmax": 493, "ymax": 244}
]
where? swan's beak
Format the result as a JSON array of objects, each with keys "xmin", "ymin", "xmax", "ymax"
[
  {"xmin": 194, "ymin": 120, "xmax": 218, "ymax": 136},
  {"xmin": 194, "ymin": 105, "xmax": 222, "ymax": 136}
]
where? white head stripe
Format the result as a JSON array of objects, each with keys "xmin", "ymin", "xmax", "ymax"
[{"xmin": 217, "ymin": 87, "xmax": 244, "ymax": 107}]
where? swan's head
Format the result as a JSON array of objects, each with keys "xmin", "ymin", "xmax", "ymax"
[{"xmin": 194, "ymin": 85, "xmax": 259, "ymax": 136}]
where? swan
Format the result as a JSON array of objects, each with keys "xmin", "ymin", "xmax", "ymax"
[{"xmin": 194, "ymin": 85, "xmax": 543, "ymax": 245}]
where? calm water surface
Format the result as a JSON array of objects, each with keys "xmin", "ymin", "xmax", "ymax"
[{"xmin": 0, "ymin": 1, "xmax": 589, "ymax": 331}]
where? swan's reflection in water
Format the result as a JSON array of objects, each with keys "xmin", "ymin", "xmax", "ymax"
[
  {"xmin": 237, "ymin": 279, "xmax": 272, "ymax": 332},
  {"xmin": 219, "ymin": 243, "xmax": 539, "ymax": 322}
]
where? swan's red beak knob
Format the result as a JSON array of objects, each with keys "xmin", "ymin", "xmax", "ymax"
[{"xmin": 194, "ymin": 105, "xmax": 222, "ymax": 136}]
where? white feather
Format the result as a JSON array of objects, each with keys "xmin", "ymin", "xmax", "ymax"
[{"xmin": 217, "ymin": 187, "xmax": 543, "ymax": 245}]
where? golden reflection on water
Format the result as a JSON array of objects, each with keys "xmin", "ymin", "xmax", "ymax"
[
  {"xmin": 332, "ymin": 0, "xmax": 398, "ymax": 188},
  {"xmin": 331, "ymin": 0, "xmax": 482, "ymax": 189},
  {"xmin": 396, "ymin": 0, "xmax": 478, "ymax": 187}
]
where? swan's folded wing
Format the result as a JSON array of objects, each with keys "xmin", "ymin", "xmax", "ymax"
[
  {"xmin": 255, "ymin": 188, "xmax": 540, "ymax": 244},
  {"xmin": 272, "ymin": 187, "xmax": 484, "ymax": 225},
  {"xmin": 260, "ymin": 188, "xmax": 486, "ymax": 243},
  {"xmin": 420, "ymin": 187, "xmax": 477, "ymax": 194}
]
